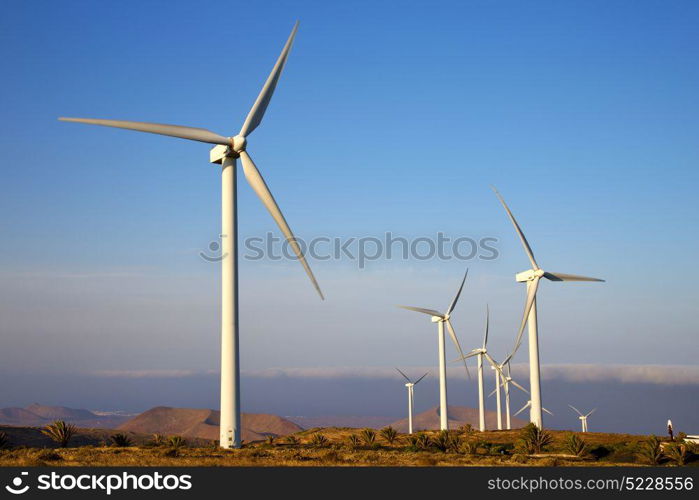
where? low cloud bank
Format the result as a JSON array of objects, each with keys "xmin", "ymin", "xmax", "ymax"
[{"xmin": 93, "ymin": 364, "xmax": 699, "ymax": 386}]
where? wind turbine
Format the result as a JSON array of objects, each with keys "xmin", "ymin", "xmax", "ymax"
[
  {"xmin": 458, "ymin": 306, "xmax": 504, "ymax": 431},
  {"xmin": 60, "ymin": 23, "xmax": 323, "ymax": 449},
  {"xmin": 569, "ymin": 405, "xmax": 596, "ymax": 432},
  {"xmin": 398, "ymin": 270, "xmax": 470, "ymax": 431},
  {"xmin": 492, "ymin": 187, "xmax": 604, "ymax": 428},
  {"xmin": 396, "ymin": 368, "xmax": 429, "ymax": 434}
]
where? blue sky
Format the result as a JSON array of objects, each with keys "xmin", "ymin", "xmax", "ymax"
[{"xmin": 1, "ymin": 1, "xmax": 698, "ymax": 426}]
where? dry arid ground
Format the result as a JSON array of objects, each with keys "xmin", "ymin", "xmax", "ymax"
[{"xmin": 0, "ymin": 427, "xmax": 696, "ymax": 467}]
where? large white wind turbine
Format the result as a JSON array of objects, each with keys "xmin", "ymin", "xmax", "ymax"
[
  {"xmin": 399, "ymin": 270, "xmax": 470, "ymax": 431},
  {"xmin": 569, "ymin": 405, "xmax": 596, "ymax": 432},
  {"xmin": 396, "ymin": 368, "xmax": 429, "ymax": 434},
  {"xmin": 60, "ymin": 23, "xmax": 323, "ymax": 449},
  {"xmin": 493, "ymin": 187, "xmax": 604, "ymax": 428}
]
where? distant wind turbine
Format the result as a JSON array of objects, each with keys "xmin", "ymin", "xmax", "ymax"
[
  {"xmin": 492, "ymin": 187, "xmax": 603, "ymax": 428},
  {"xmin": 399, "ymin": 270, "xmax": 470, "ymax": 430},
  {"xmin": 569, "ymin": 405, "xmax": 596, "ymax": 432},
  {"xmin": 396, "ymin": 369, "xmax": 429, "ymax": 434},
  {"xmin": 489, "ymin": 360, "xmax": 529, "ymax": 430},
  {"xmin": 514, "ymin": 400, "xmax": 553, "ymax": 418},
  {"xmin": 458, "ymin": 305, "xmax": 495, "ymax": 431},
  {"xmin": 60, "ymin": 23, "xmax": 323, "ymax": 449}
]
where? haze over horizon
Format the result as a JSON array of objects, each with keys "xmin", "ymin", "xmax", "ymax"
[{"xmin": 1, "ymin": 1, "xmax": 698, "ymax": 435}]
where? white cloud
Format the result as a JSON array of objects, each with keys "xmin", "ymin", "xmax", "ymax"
[{"xmin": 92, "ymin": 364, "xmax": 699, "ymax": 386}]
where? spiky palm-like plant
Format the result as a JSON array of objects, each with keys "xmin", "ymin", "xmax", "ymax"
[
  {"xmin": 110, "ymin": 433, "xmax": 132, "ymax": 447},
  {"xmin": 150, "ymin": 434, "xmax": 165, "ymax": 446},
  {"xmin": 637, "ymin": 436, "xmax": 663, "ymax": 465},
  {"xmin": 168, "ymin": 436, "xmax": 186, "ymax": 449},
  {"xmin": 379, "ymin": 426, "xmax": 398, "ymax": 444},
  {"xmin": 431, "ymin": 430, "xmax": 460, "ymax": 453},
  {"xmin": 310, "ymin": 433, "xmax": 328, "ymax": 447},
  {"xmin": 415, "ymin": 432, "xmax": 431, "ymax": 450},
  {"xmin": 41, "ymin": 421, "xmax": 76, "ymax": 448},
  {"xmin": 265, "ymin": 435, "xmax": 275, "ymax": 445},
  {"xmin": 564, "ymin": 433, "xmax": 588, "ymax": 457},
  {"xmin": 347, "ymin": 434, "xmax": 361, "ymax": 449},
  {"xmin": 284, "ymin": 435, "xmax": 299, "ymax": 445},
  {"xmin": 517, "ymin": 423, "xmax": 553, "ymax": 454},
  {"xmin": 0, "ymin": 431, "xmax": 9, "ymax": 449},
  {"xmin": 360, "ymin": 428, "xmax": 376, "ymax": 446},
  {"xmin": 663, "ymin": 443, "xmax": 688, "ymax": 466}
]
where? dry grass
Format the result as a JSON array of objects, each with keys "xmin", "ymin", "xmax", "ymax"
[{"xmin": 0, "ymin": 428, "xmax": 694, "ymax": 467}]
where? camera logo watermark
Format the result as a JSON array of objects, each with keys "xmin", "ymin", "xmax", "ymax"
[
  {"xmin": 201, "ymin": 232, "xmax": 499, "ymax": 269},
  {"xmin": 5, "ymin": 472, "xmax": 29, "ymax": 495}
]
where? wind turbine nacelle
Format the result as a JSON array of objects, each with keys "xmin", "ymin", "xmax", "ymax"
[
  {"xmin": 516, "ymin": 269, "xmax": 541, "ymax": 282},
  {"xmin": 210, "ymin": 144, "xmax": 231, "ymax": 164},
  {"xmin": 431, "ymin": 316, "xmax": 442, "ymax": 323}
]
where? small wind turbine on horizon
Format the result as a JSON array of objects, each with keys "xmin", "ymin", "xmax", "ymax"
[
  {"xmin": 398, "ymin": 270, "xmax": 470, "ymax": 431},
  {"xmin": 492, "ymin": 187, "xmax": 604, "ymax": 428},
  {"xmin": 396, "ymin": 368, "xmax": 429, "ymax": 435},
  {"xmin": 569, "ymin": 405, "xmax": 596, "ymax": 432},
  {"xmin": 60, "ymin": 23, "xmax": 323, "ymax": 449}
]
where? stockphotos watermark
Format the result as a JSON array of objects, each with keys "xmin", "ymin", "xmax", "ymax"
[
  {"xmin": 200, "ymin": 232, "xmax": 500, "ymax": 268},
  {"xmin": 3, "ymin": 470, "xmax": 192, "ymax": 495}
]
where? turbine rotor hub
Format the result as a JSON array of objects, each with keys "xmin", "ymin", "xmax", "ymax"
[{"xmin": 231, "ymin": 135, "xmax": 247, "ymax": 153}]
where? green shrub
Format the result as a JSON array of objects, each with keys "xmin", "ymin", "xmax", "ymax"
[
  {"xmin": 564, "ymin": 433, "xmax": 588, "ymax": 457},
  {"xmin": 0, "ymin": 432, "xmax": 9, "ymax": 449},
  {"xmin": 664, "ymin": 443, "xmax": 688, "ymax": 466},
  {"xmin": 284, "ymin": 435, "xmax": 299, "ymax": 445},
  {"xmin": 360, "ymin": 428, "xmax": 377, "ymax": 446},
  {"xmin": 347, "ymin": 434, "xmax": 361, "ymax": 449},
  {"xmin": 110, "ymin": 433, "xmax": 132, "ymax": 447},
  {"xmin": 431, "ymin": 430, "xmax": 460, "ymax": 453},
  {"xmin": 637, "ymin": 436, "xmax": 663, "ymax": 465},
  {"xmin": 41, "ymin": 421, "xmax": 76, "ymax": 448},
  {"xmin": 379, "ymin": 426, "xmax": 398, "ymax": 444},
  {"xmin": 265, "ymin": 435, "xmax": 275, "ymax": 445},
  {"xmin": 516, "ymin": 423, "xmax": 552, "ymax": 454},
  {"xmin": 310, "ymin": 433, "xmax": 328, "ymax": 447},
  {"xmin": 168, "ymin": 436, "xmax": 186, "ymax": 449},
  {"xmin": 415, "ymin": 432, "xmax": 431, "ymax": 450}
]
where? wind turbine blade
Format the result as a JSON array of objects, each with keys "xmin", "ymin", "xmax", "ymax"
[
  {"xmin": 513, "ymin": 401, "xmax": 530, "ymax": 417},
  {"xmin": 59, "ymin": 118, "xmax": 230, "ymax": 145},
  {"xmin": 568, "ymin": 405, "xmax": 584, "ymax": 417},
  {"xmin": 397, "ymin": 305, "xmax": 442, "ymax": 317},
  {"xmin": 491, "ymin": 187, "xmax": 539, "ymax": 270},
  {"xmin": 543, "ymin": 407, "xmax": 554, "ymax": 416},
  {"xmin": 239, "ymin": 22, "xmax": 299, "ymax": 138},
  {"xmin": 512, "ymin": 276, "xmax": 540, "ymax": 354},
  {"xmin": 445, "ymin": 320, "xmax": 470, "ymax": 379},
  {"xmin": 395, "ymin": 367, "xmax": 411, "ymax": 383},
  {"xmin": 585, "ymin": 408, "xmax": 597, "ymax": 418},
  {"xmin": 483, "ymin": 352, "xmax": 503, "ymax": 375},
  {"xmin": 239, "ymin": 150, "xmax": 323, "ymax": 299},
  {"xmin": 445, "ymin": 269, "xmax": 468, "ymax": 315},
  {"xmin": 451, "ymin": 350, "xmax": 480, "ymax": 363},
  {"xmin": 543, "ymin": 272, "xmax": 605, "ymax": 282},
  {"xmin": 510, "ymin": 379, "xmax": 529, "ymax": 394},
  {"xmin": 414, "ymin": 372, "xmax": 429, "ymax": 385},
  {"xmin": 482, "ymin": 304, "xmax": 489, "ymax": 349}
]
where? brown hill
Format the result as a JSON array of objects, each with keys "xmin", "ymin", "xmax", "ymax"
[
  {"xmin": 0, "ymin": 408, "xmax": 47, "ymax": 427},
  {"xmin": 118, "ymin": 407, "xmax": 303, "ymax": 442},
  {"xmin": 0, "ymin": 404, "xmax": 131, "ymax": 429},
  {"xmin": 389, "ymin": 405, "xmax": 527, "ymax": 432},
  {"xmin": 287, "ymin": 415, "xmax": 398, "ymax": 429},
  {"xmin": 25, "ymin": 404, "xmax": 97, "ymax": 421}
]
